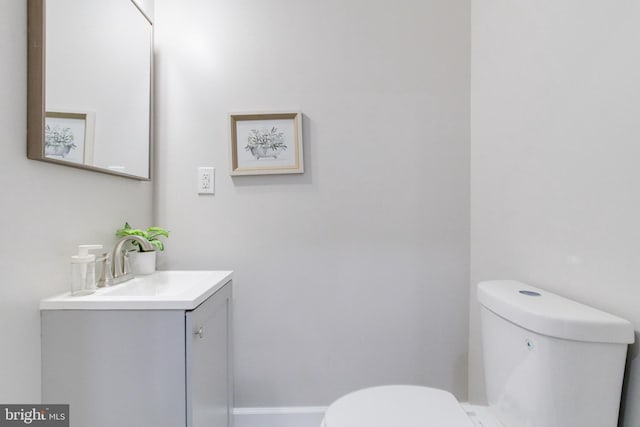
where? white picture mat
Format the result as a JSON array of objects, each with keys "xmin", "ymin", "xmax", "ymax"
[
  {"xmin": 45, "ymin": 115, "xmax": 86, "ymax": 164},
  {"xmin": 235, "ymin": 118, "xmax": 297, "ymax": 169}
]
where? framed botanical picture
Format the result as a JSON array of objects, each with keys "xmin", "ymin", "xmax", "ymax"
[
  {"xmin": 229, "ymin": 112, "xmax": 304, "ymax": 176},
  {"xmin": 44, "ymin": 111, "xmax": 95, "ymax": 165}
]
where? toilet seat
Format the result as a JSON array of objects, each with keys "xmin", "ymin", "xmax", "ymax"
[{"xmin": 322, "ymin": 385, "xmax": 477, "ymax": 427}]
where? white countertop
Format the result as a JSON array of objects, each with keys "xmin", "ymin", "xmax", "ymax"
[{"xmin": 40, "ymin": 270, "xmax": 233, "ymax": 310}]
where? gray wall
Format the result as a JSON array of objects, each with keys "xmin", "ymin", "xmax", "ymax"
[
  {"xmin": 0, "ymin": 0, "xmax": 153, "ymax": 402},
  {"xmin": 470, "ymin": 0, "xmax": 640, "ymax": 424},
  {"xmin": 154, "ymin": 0, "xmax": 471, "ymax": 407}
]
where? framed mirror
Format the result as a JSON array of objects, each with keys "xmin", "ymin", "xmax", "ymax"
[{"xmin": 27, "ymin": 0, "xmax": 153, "ymax": 180}]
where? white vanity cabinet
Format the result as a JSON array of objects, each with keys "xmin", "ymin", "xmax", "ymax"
[{"xmin": 40, "ymin": 273, "xmax": 232, "ymax": 427}]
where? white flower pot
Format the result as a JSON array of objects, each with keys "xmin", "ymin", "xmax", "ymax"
[
  {"xmin": 248, "ymin": 145, "xmax": 286, "ymax": 159},
  {"xmin": 127, "ymin": 250, "xmax": 157, "ymax": 275}
]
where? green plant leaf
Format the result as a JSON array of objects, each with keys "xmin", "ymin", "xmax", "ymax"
[
  {"xmin": 116, "ymin": 223, "xmax": 168, "ymax": 251},
  {"xmin": 146, "ymin": 227, "xmax": 169, "ymax": 238}
]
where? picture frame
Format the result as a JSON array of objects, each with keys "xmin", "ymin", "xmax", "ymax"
[
  {"xmin": 229, "ymin": 112, "xmax": 304, "ymax": 176},
  {"xmin": 44, "ymin": 111, "xmax": 95, "ymax": 165}
]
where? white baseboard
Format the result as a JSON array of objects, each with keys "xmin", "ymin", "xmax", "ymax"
[{"xmin": 233, "ymin": 407, "xmax": 327, "ymax": 427}]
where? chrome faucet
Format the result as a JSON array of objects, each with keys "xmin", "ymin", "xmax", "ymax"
[{"xmin": 110, "ymin": 235, "xmax": 155, "ymax": 284}]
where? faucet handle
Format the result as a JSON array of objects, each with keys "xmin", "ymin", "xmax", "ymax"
[{"xmin": 96, "ymin": 252, "xmax": 113, "ymax": 288}]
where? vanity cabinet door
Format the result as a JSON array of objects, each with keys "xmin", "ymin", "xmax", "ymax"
[
  {"xmin": 186, "ymin": 282, "xmax": 233, "ymax": 427},
  {"xmin": 41, "ymin": 309, "xmax": 186, "ymax": 427}
]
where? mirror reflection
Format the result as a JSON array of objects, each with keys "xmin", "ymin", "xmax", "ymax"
[{"xmin": 28, "ymin": 0, "xmax": 153, "ymax": 179}]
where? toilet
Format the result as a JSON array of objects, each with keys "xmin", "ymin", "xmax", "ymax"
[{"xmin": 322, "ymin": 280, "xmax": 635, "ymax": 427}]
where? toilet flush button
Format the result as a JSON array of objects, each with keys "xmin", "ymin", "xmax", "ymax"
[
  {"xmin": 525, "ymin": 339, "xmax": 535, "ymax": 351},
  {"xmin": 519, "ymin": 290, "xmax": 541, "ymax": 297}
]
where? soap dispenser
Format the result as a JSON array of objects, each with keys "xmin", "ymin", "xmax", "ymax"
[{"xmin": 70, "ymin": 244, "xmax": 102, "ymax": 296}]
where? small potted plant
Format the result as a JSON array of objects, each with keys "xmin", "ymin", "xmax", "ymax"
[{"xmin": 116, "ymin": 222, "xmax": 169, "ymax": 275}]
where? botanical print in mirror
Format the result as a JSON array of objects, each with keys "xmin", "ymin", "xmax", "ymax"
[
  {"xmin": 45, "ymin": 111, "xmax": 95, "ymax": 165},
  {"xmin": 229, "ymin": 112, "xmax": 304, "ymax": 176}
]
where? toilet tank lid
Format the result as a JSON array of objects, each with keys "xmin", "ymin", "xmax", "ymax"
[{"xmin": 477, "ymin": 280, "xmax": 635, "ymax": 344}]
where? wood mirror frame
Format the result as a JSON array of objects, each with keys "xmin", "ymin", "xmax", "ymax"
[{"xmin": 27, "ymin": 0, "xmax": 153, "ymax": 180}]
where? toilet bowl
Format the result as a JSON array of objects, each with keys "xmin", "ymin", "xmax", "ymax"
[{"xmin": 322, "ymin": 280, "xmax": 634, "ymax": 427}]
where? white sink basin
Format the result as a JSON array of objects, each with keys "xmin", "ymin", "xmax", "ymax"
[
  {"xmin": 98, "ymin": 278, "xmax": 182, "ymax": 297},
  {"xmin": 99, "ymin": 273, "xmax": 198, "ymax": 297},
  {"xmin": 40, "ymin": 270, "xmax": 232, "ymax": 310}
]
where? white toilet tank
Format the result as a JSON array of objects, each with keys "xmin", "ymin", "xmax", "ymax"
[{"xmin": 478, "ymin": 280, "xmax": 634, "ymax": 427}]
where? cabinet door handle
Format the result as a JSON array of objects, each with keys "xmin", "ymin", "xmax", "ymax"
[{"xmin": 195, "ymin": 326, "xmax": 204, "ymax": 339}]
